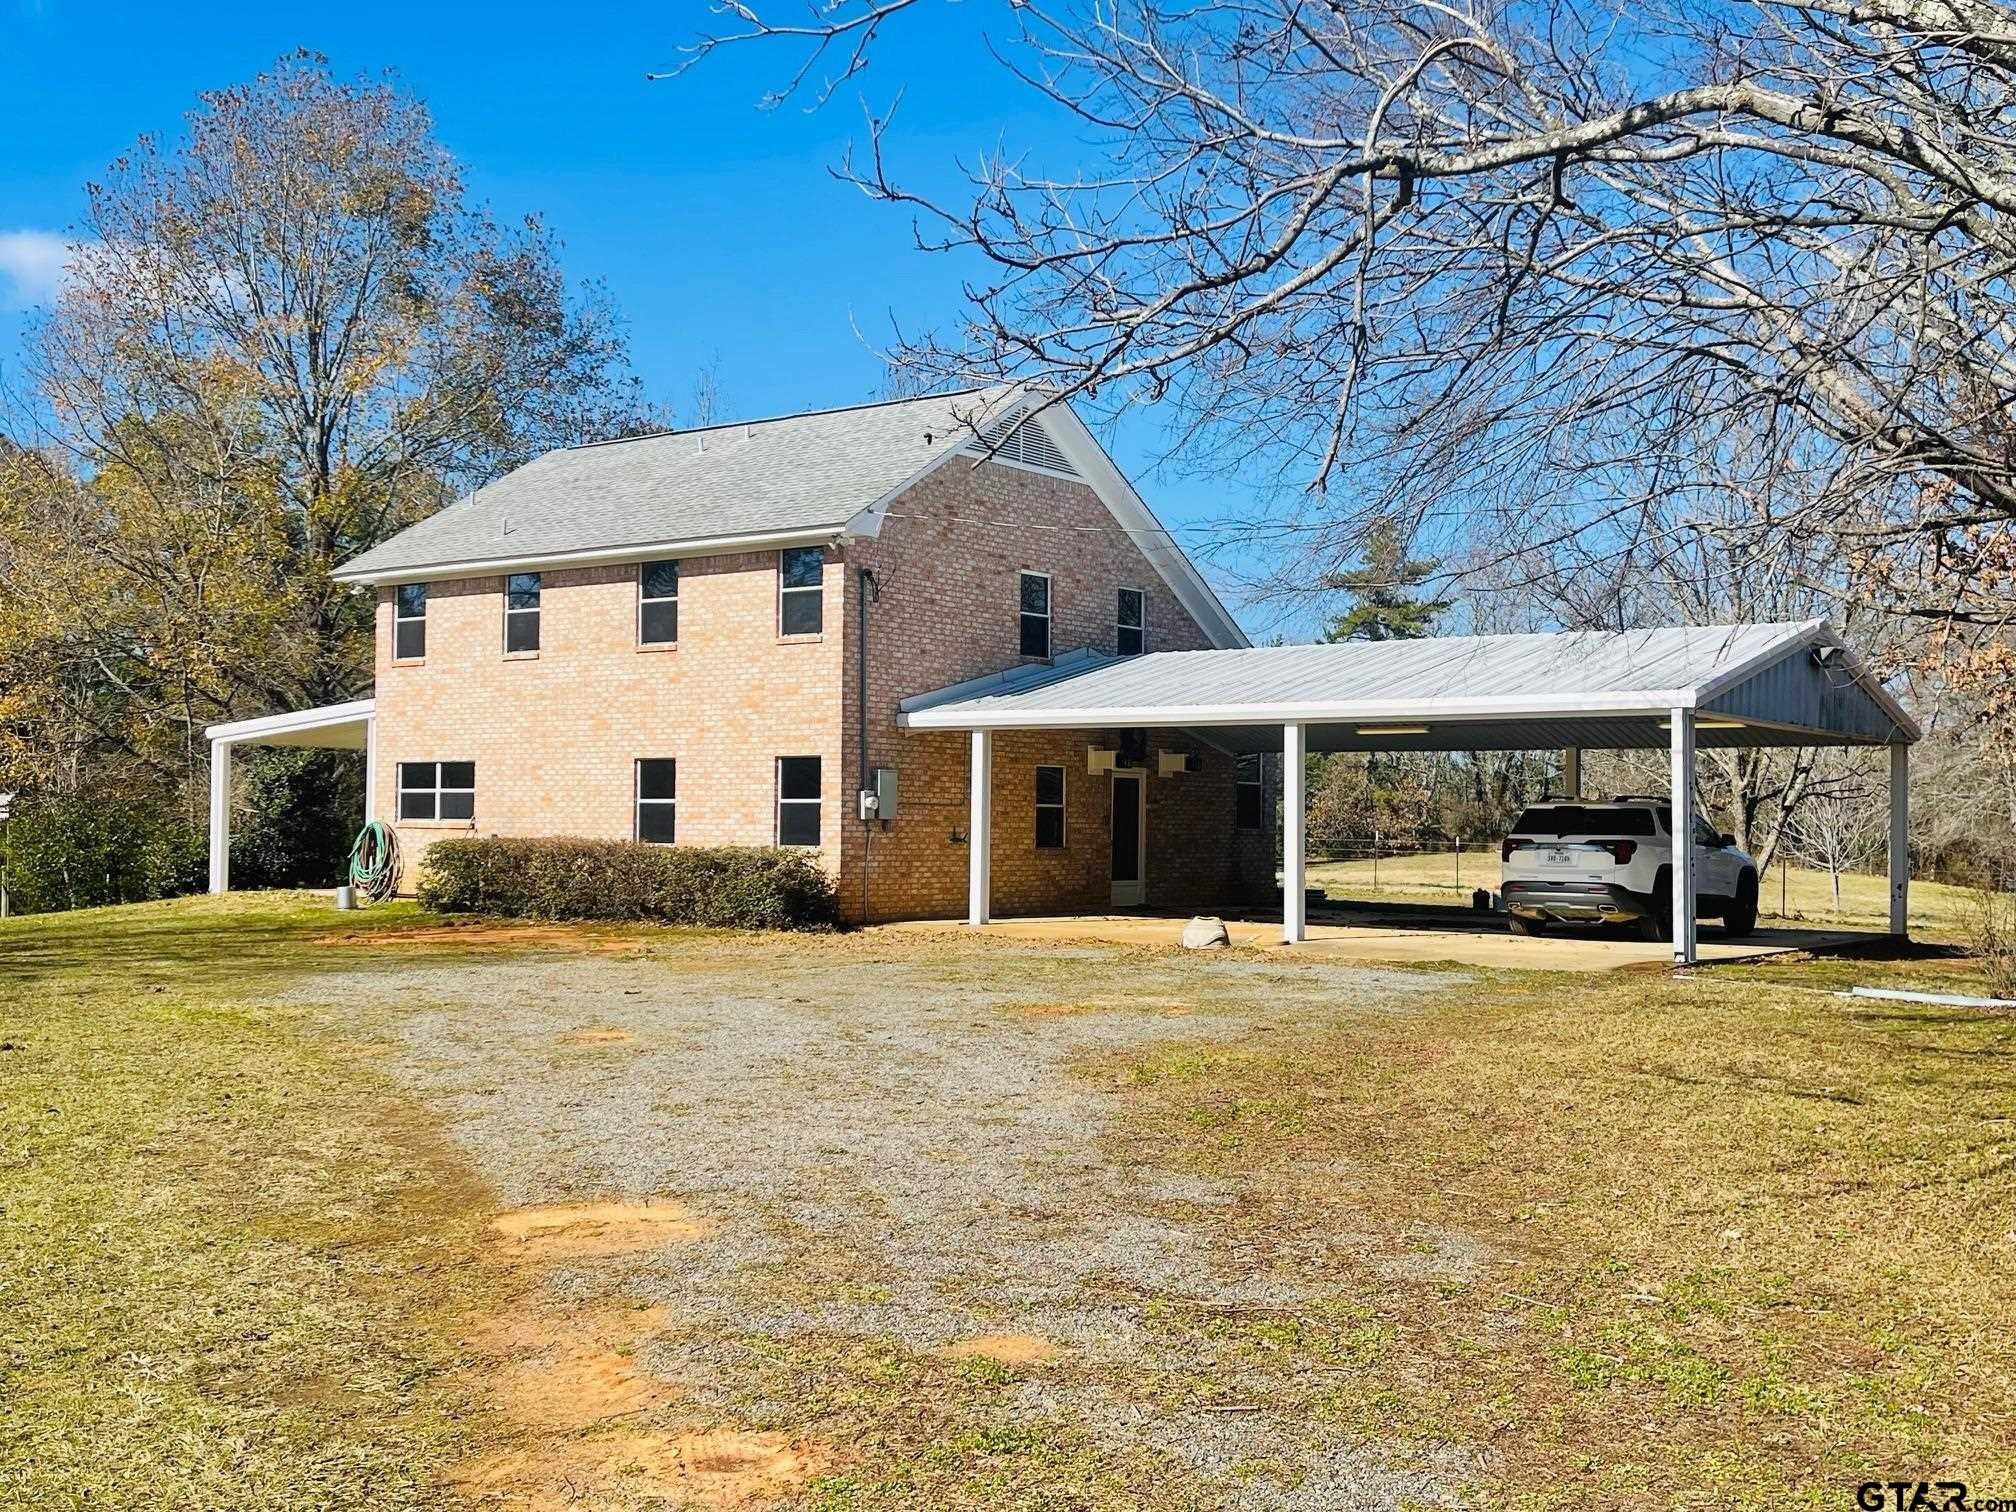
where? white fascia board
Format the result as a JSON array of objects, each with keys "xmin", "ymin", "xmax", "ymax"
[
  {"xmin": 1021, "ymin": 396, "xmax": 1251, "ymax": 651},
  {"xmin": 332, "ymin": 526, "xmax": 848, "ymax": 586},
  {"xmin": 206, "ymin": 698, "xmax": 376, "ymax": 745},
  {"xmin": 900, "ymin": 690, "xmax": 1700, "ymax": 731}
]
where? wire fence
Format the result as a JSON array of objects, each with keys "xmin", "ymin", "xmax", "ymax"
[{"xmin": 1305, "ymin": 836, "xmax": 1485, "ymax": 893}]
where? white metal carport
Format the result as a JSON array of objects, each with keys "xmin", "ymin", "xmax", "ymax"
[
  {"xmin": 203, "ymin": 699, "xmax": 376, "ymax": 894},
  {"xmin": 899, "ymin": 620, "xmax": 1920, "ymax": 965}
]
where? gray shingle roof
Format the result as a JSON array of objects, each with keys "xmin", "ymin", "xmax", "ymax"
[{"xmin": 335, "ymin": 386, "xmax": 1017, "ymax": 581}]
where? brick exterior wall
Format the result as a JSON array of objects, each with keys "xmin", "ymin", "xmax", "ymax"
[
  {"xmin": 368, "ymin": 454, "xmax": 1275, "ymax": 920},
  {"xmin": 836, "ymin": 458, "xmax": 1276, "ymax": 922}
]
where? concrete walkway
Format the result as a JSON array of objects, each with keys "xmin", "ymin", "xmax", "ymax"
[{"xmin": 874, "ymin": 910, "xmax": 1876, "ymax": 972}]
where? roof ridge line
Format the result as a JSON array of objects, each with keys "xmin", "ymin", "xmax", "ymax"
[{"xmin": 565, "ymin": 384, "xmax": 1012, "ymax": 452}]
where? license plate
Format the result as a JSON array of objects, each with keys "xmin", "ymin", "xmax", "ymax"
[{"xmin": 1545, "ymin": 848, "xmax": 1572, "ymax": 865}]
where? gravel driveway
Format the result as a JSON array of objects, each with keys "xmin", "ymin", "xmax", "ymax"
[{"xmin": 285, "ymin": 938, "xmax": 1472, "ymax": 1509}]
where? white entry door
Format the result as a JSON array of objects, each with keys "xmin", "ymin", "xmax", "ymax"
[{"xmin": 1110, "ymin": 771, "xmax": 1146, "ymax": 907}]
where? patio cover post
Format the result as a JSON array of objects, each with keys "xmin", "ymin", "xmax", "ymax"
[
  {"xmin": 1561, "ymin": 747, "xmax": 1582, "ymax": 798},
  {"xmin": 1669, "ymin": 707, "xmax": 1697, "ymax": 966},
  {"xmin": 207, "ymin": 738, "xmax": 232, "ymax": 894},
  {"xmin": 1889, "ymin": 743, "xmax": 1910, "ymax": 936},
  {"xmin": 967, "ymin": 728, "xmax": 992, "ymax": 927},
  {"xmin": 1282, "ymin": 721, "xmax": 1307, "ymax": 944}
]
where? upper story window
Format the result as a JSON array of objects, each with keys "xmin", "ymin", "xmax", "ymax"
[
  {"xmin": 394, "ymin": 583, "xmax": 427, "ymax": 660},
  {"xmin": 398, "ymin": 761, "xmax": 474, "ymax": 821},
  {"xmin": 779, "ymin": 547, "xmax": 824, "ymax": 636},
  {"xmin": 777, "ymin": 756, "xmax": 822, "ymax": 846},
  {"xmin": 1116, "ymin": 588, "xmax": 1145, "ymax": 657},
  {"xmin": 505, "ymin": 573, "xmax": 541, "ymax": 653},
  {"xmin": 1235, "ymin": 754, "xmax": 1265, "ymax": 831},
  {"xmin": 639, "ymin": 560, "xmax": 679, "ymax": 645},
  {"xmin": 636, "ymin": 759, "xmax": 677, "ymax": 843},
  {"xmin": 1019, "ymin": 571, "xmax": 1051, "ymax": 658},
  {"xmin": 1034, "ymin": 764, "xmax": 1066, "ymax": 849}
]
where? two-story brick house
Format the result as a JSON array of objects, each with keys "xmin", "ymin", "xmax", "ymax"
[{"xmin": 257, "ymin": 386, "xmax": 1273, "ymax": 923}]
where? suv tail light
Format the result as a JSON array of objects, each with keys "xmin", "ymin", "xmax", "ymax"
[
  {"xmin": 1603, "ymin": 840, "xmax": 1637, "ymax": 864},
  {"xmin": 1501, "ymin": 838, "xmax": 1519, "ymax": 862}
]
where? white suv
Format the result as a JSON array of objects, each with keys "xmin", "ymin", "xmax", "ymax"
[{"xmin": 1499, "ymin": 798, "xmax": 1758, "ymax": 941}]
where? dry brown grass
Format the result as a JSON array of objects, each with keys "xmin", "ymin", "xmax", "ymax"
[{"xmin": 1101, "ymin": 950, "xmax": 2016, "ymax": 1507}]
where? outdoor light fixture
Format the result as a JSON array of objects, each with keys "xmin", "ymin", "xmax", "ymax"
[{"xmin": 1355, "ymin": 725, "xmax": 1429, "ymax": 736}]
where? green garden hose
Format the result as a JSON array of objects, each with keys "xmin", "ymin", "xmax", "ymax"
[{"xmin": 348, "ymin": 819, "xmax": 402, "ymax": 904}]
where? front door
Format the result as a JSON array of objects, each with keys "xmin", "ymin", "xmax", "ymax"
[{"xmin": 1110, "ymin": 771, "xmax": 1145, "ymax": 907}]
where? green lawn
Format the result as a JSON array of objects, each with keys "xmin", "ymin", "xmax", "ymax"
[
  {"xmin": 1307, "ymin": 851, "xmax": 1984, "ymax": 937},
  {"xmin": 3, "ymin": 893, "xmax": 2013, "ymax": 1509}
]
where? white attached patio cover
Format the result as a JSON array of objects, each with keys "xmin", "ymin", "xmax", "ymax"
[
  {"xmin": 899, "ymin": 620, "xmax": 1920, "ymax": 964},
  {"xmin": 203, "ymin": 699, "xmax": 375, "ymax": 893}
]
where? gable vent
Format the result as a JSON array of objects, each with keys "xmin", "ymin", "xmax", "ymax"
[{"xmin": 965, "ymin": 408, "xmax": 1078, "ymax": 477}]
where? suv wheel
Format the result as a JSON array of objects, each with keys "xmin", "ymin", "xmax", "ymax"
[
  {"xmin": 1638, "ymin": 869, "xmax": 1674, "ymax": 942},
  {"xmin": 1724, "ymin": 871, "xmax": 1759, "ymax": 938},
  {"xmin": 1508, "ymin": 913, "xmax": 1545, "ymax": 937}
]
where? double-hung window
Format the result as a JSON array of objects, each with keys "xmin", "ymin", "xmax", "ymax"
[
  {"xmin": 1019, "ymin": 571, "xmax": 1051, "ymax": 658},
  {"xmin": 639, "ymin": 560, "xmax": 679, "ymax": 645},
  {"xmin": 397, "ymin": 761, "xmax": 474, "ymax": 821},
  {"xmin": 636, "ymin": 759, "xmax": 676, "ymax": 843},
  {"xmin": 394, "ymin": 583, "xmax": 427, "ymax": 660},
  {"xmin": 777, "ymin": 757, "xmax": 822, "ymax": 846},
  {"xmin": 1116, "ymin": 587, "xmax": 1145, "ymax": 657},
  {"xmin": 505, "ymin": 573, "xmax": 541, "ymax": 652},
  {"xmin": 1235, "ymin": 754, "xmax": 1265, "ymax": 831},
  {"xmin": 1034, "ymin": 765, "xmax": 1066, "ymax": 849},
  {"xmin": 779, "ymin": 547, "xmax": 824, "ymax": 635}
]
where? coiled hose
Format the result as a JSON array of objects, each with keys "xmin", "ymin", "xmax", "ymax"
[{"xmin": 348, "ymin": 819, "xmax": 402, "ymax": 904}]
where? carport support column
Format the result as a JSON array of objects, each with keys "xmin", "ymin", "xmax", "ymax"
[
  {"xmin": 967, "ymin": 728, "xmax": 992, "ymax": 927},
  {"xmin": 1283, "ymin": 721, "xmax": 1307, "ymax": 944},
  {"xmin": 1561, "ymin": 747, "xmax": 1582, "ymax": 798},
  {"xmin": 1888, "ymin": 743, "xmax": 1910, "ymax": 937},
  {"xmin": 207, "ymin": 738, "xmax": 232, "ymax": 895},
  {"xmin": 1669, "ymin": 707, "xmax": 1697, "ymax": 966}
]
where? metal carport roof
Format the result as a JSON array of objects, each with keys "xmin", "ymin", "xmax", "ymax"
[{"xmin": 899, "ymin": 619, "xmax": 1916, "ymax": 751}]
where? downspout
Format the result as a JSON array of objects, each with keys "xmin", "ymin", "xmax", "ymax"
[{"xmin": 857, "ymin": 566, "xmax": 880, "ymax": 925}]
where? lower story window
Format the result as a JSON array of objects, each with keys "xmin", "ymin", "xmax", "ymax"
[
  {"xmin": 636, "ymin": 759, "xmax": 676, "ymax": 843},
  {"xmin": 777, "ymin": 756, "xmax": 822, "ymax": 847},
  {"xmin": 1235, "ymin": 754, "xmax": 1264, "ymax": 831},
  {"xmin": 398, "ymin": 761, "xmax": 474, "ymax": 821},
  {"xmin": 1034, "ymin": 764, "xmax": 1065, "ymax": 848}
]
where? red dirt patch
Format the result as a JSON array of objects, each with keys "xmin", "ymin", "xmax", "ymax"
[
  {"xmin": 454, "ymin": 1428, "xmax": 824, "ymax": 1509},
  {"xmin": 941, "ymin": 1332, "xmax": 1060, "ymax": 1365},
  {"xmin": 490, "ymin": 1200, "xmax": 714, "ymax": 1258}
]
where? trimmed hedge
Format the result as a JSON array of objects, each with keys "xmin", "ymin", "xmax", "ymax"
[{"xmin": 415, "ymin": 837, "xmax": 839, "ymax": 930}]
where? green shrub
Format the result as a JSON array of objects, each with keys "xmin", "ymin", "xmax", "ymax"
[
  {"xmin": 415, "ymin": 837, "xmax": 839, "ymax": 930},
  {"xmin": 1, "ymin": 786, "xmax": 206, "ymax": 914},
  {"xmin": 229, "ymin": 746, "xmax": 367, "ymax": 890}
]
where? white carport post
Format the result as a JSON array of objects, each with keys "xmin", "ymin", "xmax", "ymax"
[
  {"xmin": 967, "ymin": 728, "xmax": 992, "ymax": 927},
  {"xmin": 1669, "ymin": 707, "xmax": 1697, "ymax": 965},
  {"xmin": 1889, "ymin": 743, "xmax": 1910, "ymax": 936},
  {"xmin": 207, "ymin": 737, "xmax": 233, "ymax": 894},
  {"xmin": 1282, "ymin": 721, "xmax": 1307, "ymax": 944}
]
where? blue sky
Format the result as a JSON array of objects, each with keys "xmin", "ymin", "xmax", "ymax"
[{"xmin": 0, "ymin": 0, "xmax": 1312, "ymax": 638}]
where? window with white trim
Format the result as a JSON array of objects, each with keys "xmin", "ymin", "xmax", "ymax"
[
  {"xmin": 394, "ymin": 582, "xmax": 427, "ymax": 660},
  {"xmin": 1235, "ymin": 754, "xmax": 1265, "ymax": 831},
  {"xmin": 636, "ymin": 759, "xmax": 676, "ymax": 843},
  {"xmin": 1019, "ymin": 571, "xmax": 1051, "ymax": 658},
  {"xmin": 505, "ymin": 572, "xmax": 541, "ymax": 652},
  {"xmin": 1116, "ymin": 587, "xmax": 1144, "ymax": 657},
  {"xmin": 1034, "ymin": 765, "xmax": 1066, "ymax": 849},
  {"xmin": 639, "ymin": 560, "xmax": 678, "ymax": 645},
  {"xmin": 398, "ymin": 761, "xmax": 474, "ymax": 821},
  {"xmin": 777, "ymin": 756, "xmax": 822, "ymax": 846},
  {"xmin": 779, "ymin": 547, "xmax": 824, "ymax": 635}
]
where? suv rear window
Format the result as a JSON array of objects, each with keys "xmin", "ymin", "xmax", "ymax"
[{"xmin": 1510, "ymin": 805, "xmax": 1658, "ymax": 837}]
